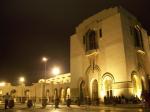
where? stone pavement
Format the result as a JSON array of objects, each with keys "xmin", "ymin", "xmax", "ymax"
[{"xmin": 0, "ymin": 104, "xmax": 150, "ymax": 112}]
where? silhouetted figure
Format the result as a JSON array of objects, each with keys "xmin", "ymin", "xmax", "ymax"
[
  {"xmin": 4, "ymin": 93, "xmax": 10, "ymax": 109},
  {"xmin": 66, "ymin": 95, "xmax": 71, "ymax": 107},
  {"xmin": 55, "ymin": 98, "xmax": 59, "ymax": 108}
]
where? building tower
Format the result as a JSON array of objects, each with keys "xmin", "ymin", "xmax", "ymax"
[{"xmin": 70, "ymin": 6, "xmax": 150, "ymax": 101}]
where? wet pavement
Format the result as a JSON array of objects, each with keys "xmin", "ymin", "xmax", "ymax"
[{"xmin": 0, "ymin": 104, "xmax": 150, "ymax": 112}]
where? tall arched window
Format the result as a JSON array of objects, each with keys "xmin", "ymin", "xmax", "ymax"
[
  {"xmin": 83, "ymin": 29, "xmax": 98, "ymax": 52},
  {"xmin": 133, "ymin": 25, "xmax": 144, "ymax": 50}
]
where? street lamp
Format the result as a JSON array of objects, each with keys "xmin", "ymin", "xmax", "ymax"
[
  {"xmin": 19, "ymin": 77, "xmax": 25, "ymax": 103},
  {"xmin": 42, "ymin": 57, "xmax": 48, "ymax": 79},
  {"xmin": 52, "ymin": 67, "xmax": 60, "ymax": 76},
  {"xmin": 41, "ymin": 57, "xmax": 48, "ymax": 107},
  {"xmin": 19, "ymin": 77, "xmax": 25, "ymax": 83}
]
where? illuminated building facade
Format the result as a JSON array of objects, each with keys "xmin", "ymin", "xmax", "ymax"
[
  {"xmin": 70, "ymin": 6, "xmax": 150, "ymax": 101},
  {"xmin": 0, "ymin": 73, "xmax": 71, "ymax": 103},
  {"xmin": 0, "ymin": 6, "xmax": 150, "ymax": 103}
]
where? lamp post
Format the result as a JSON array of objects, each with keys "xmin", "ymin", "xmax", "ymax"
[
  {"xmin": 42, "ymin": 57, "xmax": 48, "ymax": 107},
  {"xmin": 42, "ymin": 57, "xmax": 48, "ymax": 79},
  {"xmin": 19, "ymin": 77, "xmax": 25, "ymax": 103},
  {"xmin": 42, "ymin": 57, "xmax": 48, "ymax": 97}
]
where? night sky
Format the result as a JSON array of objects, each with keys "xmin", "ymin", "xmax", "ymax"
[{"xmin": 0, "ymin": 0, "xmax": 150, "ymax": 85}]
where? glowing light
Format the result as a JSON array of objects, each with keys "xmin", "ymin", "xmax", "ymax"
[
  {"xmin": 0, "ymin": 82, "xmax": 6, "ymax": 87},
  {"xmin": 38, "ymin": 79, "xmax": 45, "ymax": 83},
  {"xmin": 86, "ymin": 51, "xmax": 98, "ymax": 57},
  {"xmin": 19, "ymin": 77, "xmax": 25, "ymax": 83},
  {"xmin": 101, "ymin": 90, "xmax": 105, "ymax": 97},
  {"xmin": 137, "ymin": 50, "xmax": 145, "ymax": 55},
  {"xmin": 42, "ymin": 57, "xmax": 48, "ymax": 62},
  {"xmin": 52, "ymin": 67, "xmax": 60, "ymax": 75},
  {"xmin": 137, "ymin": 90, "xmax": 142, "ymax": 99}
]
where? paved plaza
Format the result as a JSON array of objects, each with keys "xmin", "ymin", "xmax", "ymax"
[{"xmin": 0, "ymin": 104, "xmax": 150, "ymax": 112}]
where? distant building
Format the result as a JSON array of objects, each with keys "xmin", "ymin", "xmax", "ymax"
[{"xmin": 0, "ymin": 6, "xmax": 150, "ymax": 103}]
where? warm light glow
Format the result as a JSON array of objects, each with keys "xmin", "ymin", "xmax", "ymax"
[
  {"xmin": 38, "ymin": 79, "xmax": 45, "ymax": 83},
  {"xmin": 137, "ymin": 50, "xmax": 145, "ymax": 55},
  {"xmin": 86, "ymin": 51, "xmax": 98, "ymax": 57},
  {"xmin": 101, "ymin": 90, "xmax": 105, "ymax": 97},
  {"xmin": 52, "ymin": 67, "xmax": 60, "ymax": 75},
  {"xmin": 132, "ymin": 75, "xmax": 142, "ymax": 99},
  {"xmin": 42, "ymin": 57, "xmax": 48, "ymax": 62},
  {"xmin": 0, "ymin": 82, "xmax": 6, "ymax": 87},
  {"xmin": 19, "ymin": 77, "xmax": 25, "ymax": 83}
]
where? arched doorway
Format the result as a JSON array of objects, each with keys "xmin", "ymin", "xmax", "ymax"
[
  {"xmin": 60, "ymin": 88, "xmax": 65, "ymax": 103},
  {"xmin": 54, "ymin": 88, "xmax": 58, "ymax": 100},
  {"xmin": 66, "ymin": 87, "xmax": 70, "ymax": 99},
  {"xmin": 46, "ymin": 89, "xmax": 50, "ymax": 102},
  {"xmin": 132, "ymin": 74, "xmax": 142, "ymax": 98},
  {"xmin": 102, "ymin": 74, "xmax": 114, "ymax": 97},
  {"xmin": 104, "ymin": 78, "xmax": 113, "ymax": 97},
  {"xmin": 79, "ymin": 80, "xmax": 85, "ymax": 102},
  {"xmin": 92, "ymin": 79, "xmax": 98, "ymax": 100},
  {"xmin": 25, "ymin": 90, "xmax": 30, "ymax": 100}
]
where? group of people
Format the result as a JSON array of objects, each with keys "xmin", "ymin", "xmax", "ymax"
[{"xmin": 104, "ymin": 95, "xmax": 141, "ymax": 105}]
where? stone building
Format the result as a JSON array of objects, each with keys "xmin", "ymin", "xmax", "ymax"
[
  {"xmin": 0, "ymin": 6, "xmax": 150, "ymax": 103},
  {"xmin": 70, "ymin": 6, "xmax": 150, "ymax": 101},
  {"xmin": 0, "ymin": 73, "xmax": 71, "ymax": 103}
]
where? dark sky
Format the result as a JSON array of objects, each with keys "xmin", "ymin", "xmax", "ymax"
[{"xmin": 0, "ymin": 0, "xmax": 150, "ymax": 85}]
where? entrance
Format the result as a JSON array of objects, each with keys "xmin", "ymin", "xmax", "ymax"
[
  {"xmin": 92, "ymin": 79, "xmax": 98, "ymax": 100},
  {"xmin": 80, "ymin": 80, "xmax": 85, "ymax": 102},
  {"xmin": 60, "ymin": 88, "xmax": 65, "ymax": 103},
  {"xmin": 102, "ymin": 75, "xmax": 113, "ymax": 97}
]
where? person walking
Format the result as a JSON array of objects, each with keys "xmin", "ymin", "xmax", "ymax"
[{"xmin": 4, "ymin": 93, "xmax": 10, "ymax": 109}]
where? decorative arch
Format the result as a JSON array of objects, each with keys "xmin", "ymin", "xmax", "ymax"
[
  {"xmin": 101, "ymin": 72, "xmax": 115, "ymax": 82},
  {"xmin": 101, "ymin": 73, "xmax": 115, "ymax": 97},
  {"xmin": 131, "ymin": 71, "xmax": 142, "ymax": 98},
  {"xmin": 79, "ymin": 80, "xmax": 86, "ymax": 102},
  {"xmin": 85, "ymin": 65, "xmax": 101, "ymax": 99},
  {"xmin": 46, "ymin": 89, "xmax": 50, "ymax": 97},
  {"xmin": 91, "ymin": 79, "xmax": 98, "ymax": 100},
  {"xmin": 85, "ymin": 65, "xmax": 100, "ymax": 76},
  {"xmin": 59, "ymin": 88, "xmax": 65, "ymax": 103},
  {"xmin": 138, "ymin": 68, "xmax": 147, "ymax": 91},
  {"xmin": 65, "ymin": 87, "xmax": 70, "ymax": 99},
  {"xmin": 54, "ymin": 88, "xmax": 58, "ymax": 99},
  {"xmin": 24, "ymin": 89, "xmax": 30, "ymax": 97}
]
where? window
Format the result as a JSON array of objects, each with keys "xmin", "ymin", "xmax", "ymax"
[
  {"xmin": 133, "ymin": 26, "xmax": 144, "ymax": 49},
  {"xmin": 99, "ymin": 29, "xmax": 102, "ymax": 38},
  {"xmin": 83, "ymin": 29, "xmax": 98, "ymax": 52}
]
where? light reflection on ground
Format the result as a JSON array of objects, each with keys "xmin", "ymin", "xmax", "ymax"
[{"xmin": 0, "ymin": 104, "xmax": 150, "ymax": 112}]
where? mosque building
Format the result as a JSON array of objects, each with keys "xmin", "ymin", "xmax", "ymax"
[{"xmin": 0, "ymin": 6, "xmax": 150, "ymax": 103}]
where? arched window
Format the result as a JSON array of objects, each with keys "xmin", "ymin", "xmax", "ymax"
[
  {"xmin": 133, "ymin": 25, "xmax": 144, "ymax": 49},
  {"xmin": 83, "ymin": 29, "xmax": 98, "ymax": 52}
]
